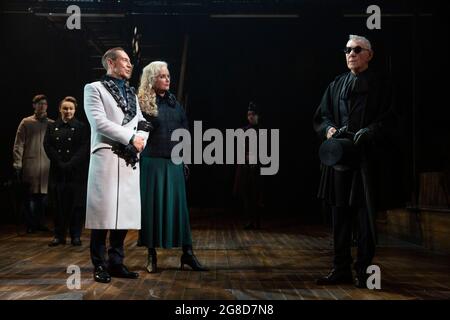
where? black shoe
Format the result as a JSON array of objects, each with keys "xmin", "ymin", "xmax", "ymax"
[
  {"xmin": 244, "ymin": 221, "xmax": 261, "ymax": 230},
  {"xmin": 244, "ymin": 223, "xmax": 256, "ymax": 230},
  {"xmin": 94, "ymin": 265, "xmax": 111, "ymax": 283},
  {"xmin": 180, "ymin": 253, "xmax": 209, "ymax": 271},
  {"xmin": 48, "ymin": 238, "xmax": 66, "ymax": 247},
  {"xmin": 37, "ymin": 225, "xmax": 50, "ymax": 232},
  {"xmin": 354, "ymin": 272, "xmax": 370, "ymax": 288},
  {"xmin": 71, "ymin": 238, "xmax": 82, "ymax": 246},
  {"xmin": 145, "ymin": 252, "xmax": 157, "ymax": 273},
  {"xmin": 316, "ymin": 268, "xmax": 353, "ymax": 285},
  {"xmin": 108, "ymin": 264, "xmax": 139, "ymax": 279}
]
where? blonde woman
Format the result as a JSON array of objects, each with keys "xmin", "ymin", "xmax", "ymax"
[{"xmin": 138, "ymin": 61, "xmax": 208, "ymax": 273}]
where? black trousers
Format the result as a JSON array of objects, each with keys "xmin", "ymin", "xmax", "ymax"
[
  {"xmin": 90, "ymin": 229, "xmax": 128, "ymax": 268},
  {"xmin": 25, "ymin": 193, "xmax": 47, "ymax": 229},
  {"xmin": 332, "ymin": 206, "xmax": 375, "ymax": 274},
  {"xmin": 53, "ymin": 184, "xmax": 83, "ymax": 240}
]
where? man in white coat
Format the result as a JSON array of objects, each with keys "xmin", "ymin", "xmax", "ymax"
[{"xmin": 84, "ymin": 47, "xmax": 150, "ymax": 283}]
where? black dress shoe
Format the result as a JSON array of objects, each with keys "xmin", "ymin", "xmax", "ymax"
[
  {"xmin": 244, "ymin": 223, "xmax": 256, "ymax": 230},
  {"xmin": 71, "ymin": 238, "xmax": 82, "ymax": 246},
  {"xmin": 108, "ymin": 264, "xmax": 139, "ymax": 279},
  {"xmin": 37, "ymin": 225, "xmax": 50, "ymax": 232},
  {"xmin": 316, "ymin": 268, "xmax": 353, "ymax": 285},
  {"xmin": 94, "ymin": 265, "xmax": 111, "ymax": 283},
  {"xmin": 180, "ymin": 253, "xmax": 209, "ymax": 271},
  {"xmin": 48, "ymin": 238, "xmax": 66, "ymax": 247}
]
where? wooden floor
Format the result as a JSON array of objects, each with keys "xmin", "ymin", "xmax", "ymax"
[{"xmin": 0, "ymin": 211, "xmax": 449, "ymax": 300}]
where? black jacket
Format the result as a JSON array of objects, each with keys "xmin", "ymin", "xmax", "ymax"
[
  {"xmin": 141, "ymin": 92, "xmax": 188, "ymax": 158},
  {"xmin": 313, "ymin": 70, "xmax": 398, "ymax": 211},
  {"xmin": 43, "ymin": 118, "xmax": 90, "ymax": 185}
]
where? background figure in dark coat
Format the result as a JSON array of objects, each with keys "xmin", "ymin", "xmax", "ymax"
[
  {"xmin": 313, "ymin": 35, "xmax": 397, "ymax": 288},
  {"xmin": 233, "ymin": 102, "xmax": 264, "ymax": 229},
  {"xmin": 44, "ymin": 96, "xmax": 89, "ymax": 247}
]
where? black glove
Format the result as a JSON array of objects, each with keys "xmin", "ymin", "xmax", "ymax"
[
  {"xmin": 183, "ymin": 164, "xmax": 190, "ymax": 180},
  {"xmin": 142, "ymin": 114, "xmax": 160, "ymax": 132},
  {"xmin": 332, "ymin": 125, "xmax": 348, "ymax": 138},
  {"xmin": 137, "ymin": 120, "xmax": 154, "ymax": 133},
  {"xmin": 353, "ymin": 127, "xmax": 372, "ymax": 146},
  {"xmin": 112, "ymin": 144, "xmax": 140, "ymax": 169}
]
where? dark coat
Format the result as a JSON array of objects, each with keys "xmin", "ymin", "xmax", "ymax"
[
  {"xmin": 233, "ymin": 124, "xmax": 264, "ymax": 206},
  {"xmin": 141, "ymin": 92, "xmax": 188, "ymax": 159},
  {"xmin": 313, "ymin": 70, "xmax": 398, "ymax": 212},
  {"xmin": 43, "ymin": 118, "xmax": 90, "ymax": 207}
]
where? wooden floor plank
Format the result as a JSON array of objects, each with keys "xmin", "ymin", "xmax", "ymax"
[{"xmin": 0, "ymin": 212, "xmax": 449, "ymax": 300}]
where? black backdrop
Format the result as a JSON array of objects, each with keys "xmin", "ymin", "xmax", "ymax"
[{"xmin": 1, "ymin": 0, "xmax": 449, "ymax": 224}]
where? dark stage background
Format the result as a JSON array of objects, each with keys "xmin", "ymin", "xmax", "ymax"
[{"xmin": 1, "ymin": 0, "xmax": 449, "ymax": 224}]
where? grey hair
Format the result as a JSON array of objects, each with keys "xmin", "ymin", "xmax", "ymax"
[
  {"xmin": 348, "ymin": 35, "xmax": 372, "ymax": 50},
  {"xmin": 101, "ymin": 47, "xmax": 125, "ymax": 71}
]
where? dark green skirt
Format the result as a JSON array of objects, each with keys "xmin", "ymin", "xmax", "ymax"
[{"xmin": 139, "ymin": 157, "xmax": 192, "ymax": 248}]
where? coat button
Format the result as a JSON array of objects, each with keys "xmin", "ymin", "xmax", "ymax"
[
  {"xmin": 56, "ymin": 137, "xmax": 59, "ymax": 140},
  {"xmin": 58, "ymin": 150, "xmax": 61, "ymax": 153},
  {"xmin": 71, "ymin": 128, "xmax": 75, "ymax": 131},
  {"xmin": 55, "ymin": 128, "xmax": 59, "ymax": 131},
  {"xmin": 134, "ymin": 127, "xmax": 137, "ymax": 130},
  {"xmin": 66, "ymin": 150, "xmax": 70, "ymax": 153},
  {"xmin": 68, "ymin": 137, "xmax": 71, "ymax": 141}
]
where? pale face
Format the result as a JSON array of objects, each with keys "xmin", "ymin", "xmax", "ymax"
[
  {"xmin": 247, "ymin": 111, "xmax": 258, "ymax": 126},
  {"xmin": 107, "ymin": 50, "xmax": 133, "ymax": 80},
  {"xmin": 154, "ymin": 66, "xmax": 171, "ymax": 93},
  {"xmin": 345, "ymin": 39, "xmax": 373, "ymax": 74},
  {"xmin": 59, "ymin": 101, "xmax": 76, "ymax": 122},
  {"xmin": 33, "ymin": 99, "xmax": 48, "ymax": 115}
]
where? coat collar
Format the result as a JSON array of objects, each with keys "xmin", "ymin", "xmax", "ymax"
[
  {"xmin": 55, "ymin": 117, "xmax": 77, "ymax": 127},
  {"xmin": 156, "ymin": 91, "xmax": 177, "ymax": 107}
]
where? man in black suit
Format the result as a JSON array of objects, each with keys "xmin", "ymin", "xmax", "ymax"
[{"xmin": 313, "ymin": 35, "xmax": 397, "ymax": 288}]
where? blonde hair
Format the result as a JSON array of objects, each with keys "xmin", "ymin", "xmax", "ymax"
[{"xmin": 137, "ymin": 61, "xmax": 168, "ymax": 116}]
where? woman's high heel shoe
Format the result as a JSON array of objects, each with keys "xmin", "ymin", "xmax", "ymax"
[
  {"xmin": 180, "ymin": 253, "xmax": 209, "ymax": 271},
  {"xmin": 145, "ymin": 249, "xmax": 157, "ymax": 273}
]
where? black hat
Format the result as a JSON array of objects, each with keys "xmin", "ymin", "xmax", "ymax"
[
  {"xmin": 248, "ymin": 101, "xmax": 259, "ymax": 114},
  {"xmin": 319, "ymin": 137, "xmax": 360, "ymax": 170}
]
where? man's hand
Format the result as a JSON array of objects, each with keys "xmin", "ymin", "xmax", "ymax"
[
  {"xmin": 132, "ymin": 136, "xmax": 145, "ymax": 152},
  {"xmin": 353, "ymin": 127, "xmax": 372, "ymax": 146},
  {"xmin": 326, "ymin": 127, "xmax": 337, "ymax": 139}
]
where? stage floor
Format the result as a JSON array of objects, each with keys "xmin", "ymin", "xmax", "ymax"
[{"xmin": 0, "ymin": 211, "xmax": 449, "ymax": 300}]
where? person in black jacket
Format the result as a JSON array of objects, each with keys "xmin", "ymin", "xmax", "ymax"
[
  {"xmin": 233, "ymin": 102, "xmax": 265, "ymax": 229},
  {"xmin": 44, "ymin": 96, "xmax": 89, "ymax": 247},
  {"xmin": 313, "ymin": 35, "xmax": 397, "ymax": 288}
]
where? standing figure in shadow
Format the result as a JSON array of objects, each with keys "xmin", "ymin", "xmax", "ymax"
[{"xmin": 233, "ymin": 102, "xmax": 265, "ymax": 230}]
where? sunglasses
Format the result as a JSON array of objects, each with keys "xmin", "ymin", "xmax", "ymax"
[{"xmin": 343, "ymin": 46, "xmax": 369, "ymax": 54}]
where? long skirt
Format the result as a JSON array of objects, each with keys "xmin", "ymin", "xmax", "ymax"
[{"xmin": 139, "ymin": 156, "xmax": 192, "ymax": 248}]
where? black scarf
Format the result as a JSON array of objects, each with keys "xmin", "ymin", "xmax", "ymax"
[
  {"xmin": 101, "ymin": 76, "xmax": 137, "ymax": 125},
  {"xmin": 156, "ymin": 91, "xmax": 177, "ymax": 108}
]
